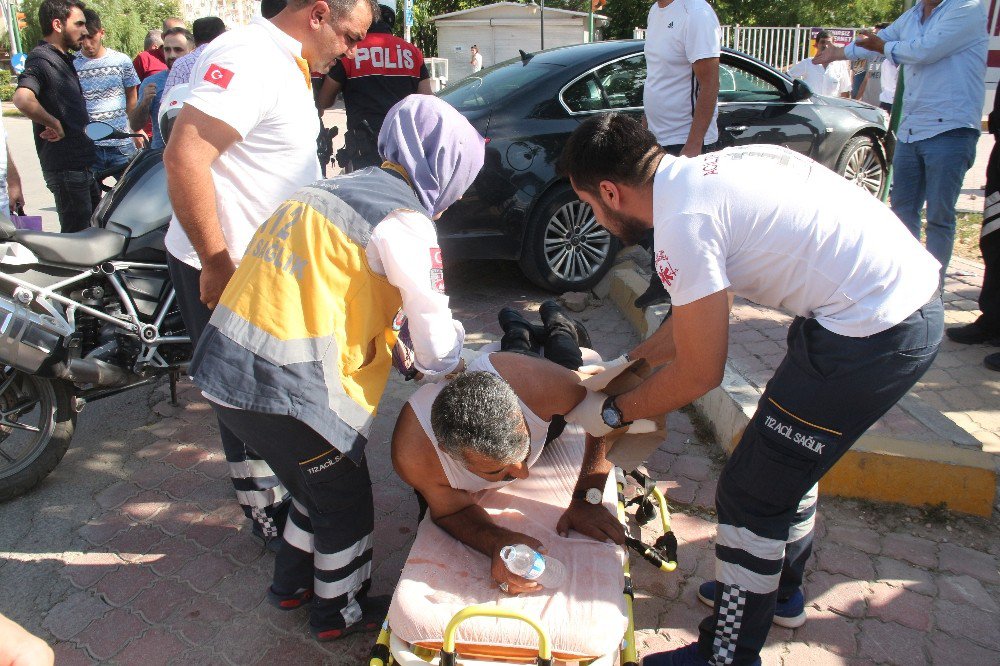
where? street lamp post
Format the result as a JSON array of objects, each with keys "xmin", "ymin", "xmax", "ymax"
[{"xmin": 540, "ymin": 0, "xmax": 545, "ymax": 50}]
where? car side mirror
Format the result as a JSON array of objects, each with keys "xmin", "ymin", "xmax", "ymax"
[{"xmin": 791, "ymin": 79, "xmax": 812, "ymax": 102}]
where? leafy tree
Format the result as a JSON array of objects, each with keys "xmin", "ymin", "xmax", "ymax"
[{"xmin": 15, "ymin": 0, "xmax": 182, "ymax": 56}]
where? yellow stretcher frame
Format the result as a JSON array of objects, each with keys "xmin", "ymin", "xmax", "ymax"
[{"xmin": 369, "ymin": 467, "xmax": 677, "ymax": 666}]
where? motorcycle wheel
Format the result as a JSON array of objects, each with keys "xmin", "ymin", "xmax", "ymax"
[{"xmin": 0, "ymin": 369, "xmax": 76, "ymax": 501}]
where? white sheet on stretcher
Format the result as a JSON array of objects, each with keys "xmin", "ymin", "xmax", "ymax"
[{"xmin": 387, "ymin": 423, "xmax": 628, "ymax": 660}]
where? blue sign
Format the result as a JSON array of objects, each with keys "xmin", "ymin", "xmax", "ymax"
[
  {"xmin": 11, "ymin": 53, "xmax": 26, "ymax": 74},
  {"xmin": 404, "ymin": 0, "xmax": 413, "ymax": 27}
]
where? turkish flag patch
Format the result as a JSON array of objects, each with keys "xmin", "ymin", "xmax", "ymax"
[
  {"xmin": 429, "ymin": 247, "xmax": 445, "ymax": 293},
  {"xmin": 203, "ymin": 64, "xmax": 235, "ymax": 89}
]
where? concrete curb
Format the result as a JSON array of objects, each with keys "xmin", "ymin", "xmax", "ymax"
[{"xmin": 607, "ymin": 260, "xmax": 998, "ymax": 517}]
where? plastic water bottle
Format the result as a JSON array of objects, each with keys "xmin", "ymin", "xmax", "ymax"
[{"xmin": 500, "ymin": 544, "xmax": 566, "ymax": 589}]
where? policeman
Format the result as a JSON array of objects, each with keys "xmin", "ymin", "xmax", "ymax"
[{"xmin": 317, "ymin": 0, "xmax": 432, "ymax": 171}]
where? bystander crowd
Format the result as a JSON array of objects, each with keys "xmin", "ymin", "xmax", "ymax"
[
  {"xmin": 75, "ymin": 8, "xmax": 141, "ymax": 172},
  {"xmin": 163, "ymin": 17, "xmax": 227, "ymax": 95},
  {"xmin": 13, "ymin": 0, "xmax": 97, "ymax": 233},
  {"xmin": 814, "ymin": 0, "xmax": 987, "ymax": 286},
  {"xmin": 129, "ymin": 27, "xmax": 193, "ymax": 149}
]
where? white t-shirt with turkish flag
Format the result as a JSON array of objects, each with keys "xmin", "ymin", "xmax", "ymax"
[
  {"xmin": 651, "ymin": 145, "xmax": 940, "ymax": 337},
  {"xmin": 165, "ymin": 16, "xmax": 321, "ymax": 269}
]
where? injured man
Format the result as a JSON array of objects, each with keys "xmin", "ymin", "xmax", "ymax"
[
  {"xmin": 391, "ymin": 349, "xmax": 624, "ymax": 594},
  {"xmin": 386, "ymin": 308, "xmax": 662, "ymax": 662}
]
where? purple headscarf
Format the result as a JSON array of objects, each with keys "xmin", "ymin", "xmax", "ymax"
[{"xmin": 378, "ymin": 95, "xmax": 486, "ymax": 217}]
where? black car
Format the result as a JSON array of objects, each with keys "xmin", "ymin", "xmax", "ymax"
[{"xmin": 436, "ymin": 40, "xmax": 891, "ymax": 292}]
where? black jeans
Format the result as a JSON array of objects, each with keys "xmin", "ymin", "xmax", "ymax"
[
  {"xmin": 697, "ymin": 298, "xmax": 944, "ymax": 664},
  {"xmin": 42, "ymin": 168, "xmax": 100, "ymax": 233},
  {"xmin": 167, "ymin": 254, "xmax": 289, "ymax": 539},
  {"xmin": 977, "ymin": 136, "xmax": 1000, "ymax": 332}
]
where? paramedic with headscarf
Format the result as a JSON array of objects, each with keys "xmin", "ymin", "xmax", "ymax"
[{"xmin": 188, "ymin": 95, "xmax": 484, "ymax": 643}]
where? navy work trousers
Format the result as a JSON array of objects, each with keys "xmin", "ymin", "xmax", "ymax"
[
  {"xmin": 697, "ymin": 298, "xmax": 943, "ymax": 664},
  {"xmin": 168, "ymin": 254, "xmax": 289, "ymax": 540}
]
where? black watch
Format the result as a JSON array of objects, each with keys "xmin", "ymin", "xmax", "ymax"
[{"xmin": 600, "ymin": 396, "xmax": 632, "ymax": 429}]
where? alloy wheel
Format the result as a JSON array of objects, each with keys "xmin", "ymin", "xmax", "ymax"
[
  {"xmin": 843, "ymin": 144, "xmax": 884, "ymax": 197},
  {"xmin": 542, "ymin": 201, "xmax": 612, "ymax": 285}
]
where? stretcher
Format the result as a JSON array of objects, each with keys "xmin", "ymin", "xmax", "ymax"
[{"xmin": 370, "ymin": 421, "xmax": 678, "ymax": 666}]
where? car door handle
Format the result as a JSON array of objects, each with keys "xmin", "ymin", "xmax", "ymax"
[{"xmin": 725, "ymin": 125, "xmax": 748, "ymax": 134}]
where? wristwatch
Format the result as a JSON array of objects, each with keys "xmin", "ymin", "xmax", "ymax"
[
  {"xmin": 572, "ymin": 487, "xmax": 604, "ymax": 505},
  {"xmin": 601, "ymin": 396, "xmax": 632, "ymax": 429}
]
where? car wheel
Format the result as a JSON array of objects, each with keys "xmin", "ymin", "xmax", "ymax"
[
  {"xmin": 836, "ymin": 135, "xmax": 887, "ymax": 199},
  {"xmin": 519, "ymin": 185, "xmax": 620, "ymax": 293}
]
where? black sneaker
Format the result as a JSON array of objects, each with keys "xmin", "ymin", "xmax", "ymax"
[
  {"xmin": 985, "ymin": 352, "xmax": 1000, "ymax": 372},
  {"xmin": 498, "ymin": 307, "xmax": 546, "ymax": 342},
  {"xmin": 267, "ymin": 585, "xmax": 313, "ymax": 610},
  {"xmin": 634, "ymin": 277, "xmax": 671, "ymax": 309},
  {"xmin": 946, "ymin": 322, "xmax": 1000, "ymax": 345},
  {"xmin": 540, "ymin": 300, "xmax": 584, "ymax": 344}
]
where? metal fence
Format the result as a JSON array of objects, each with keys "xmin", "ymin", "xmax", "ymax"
[{"xmin": 633, "ymin": 25, "xmax": 860, "ymax": 71}]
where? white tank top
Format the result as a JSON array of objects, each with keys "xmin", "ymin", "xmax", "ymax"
[{"xmin": 407, "ymin": 353, "xmax": 550, "ymax": 493}]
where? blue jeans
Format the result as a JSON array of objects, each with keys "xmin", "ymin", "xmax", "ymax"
[
  {"xmin": 890, "ymin": 128, "xmax": 979, "ymax": 282},
  {"xmin": 92, "ymin": 143, "xmax": 137, "ymax": 173}
]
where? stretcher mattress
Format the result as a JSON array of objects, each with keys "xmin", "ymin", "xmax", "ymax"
[{"xmin": 387, "ymin": 424, "xmax": 629, "ymax": 661}]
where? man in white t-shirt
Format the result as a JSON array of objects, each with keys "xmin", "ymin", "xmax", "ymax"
[
  {"xmin": 643, "ymin": 0, "xmax": 720, "ymax": 156},
  {"xmin": 162, "ymin": 0, "xmax": 377, "ymax": 548},
  {"xmin": 786, "ymin": 31, "xmax": 851, "ymax": 98},
  {"xmin": 470, "ymin": 44, "xmax": 482, "ymax": 72},
  {"xmin": 557, "ymin": 114, "xmax": 943, "ymax": 666},
  {"xmin": 637, "ymin": 0, "xmax": 721, "ymax": 309}
]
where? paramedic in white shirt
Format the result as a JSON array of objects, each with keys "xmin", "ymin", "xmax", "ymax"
[
  {"xmin": 786, "ymin": 31, "xmax": 851, "ymax": 98},
  {"xmin": 162, "ymin": 0, "xmax": 378, "ymax": 547},
  {"xmin": 557, "ymin": 113, "xmax": 943, "ymax": 666}
]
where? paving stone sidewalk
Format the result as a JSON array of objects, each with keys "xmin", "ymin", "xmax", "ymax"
[{"xmin": 1, "ymin": 261, "xmax": 998, "ymax": 665}]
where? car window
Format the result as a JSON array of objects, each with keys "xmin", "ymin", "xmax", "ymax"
[
  {"xmin": 563, "ymin": 55, "xmax": 646, "ymax": 113},
  {"xmin": 439, "ymin": 60, "xmax": 560, "ymax": 111},
  {"xmin": 719, "ymin": 63, "xmax": 785, "ymax": 103}
]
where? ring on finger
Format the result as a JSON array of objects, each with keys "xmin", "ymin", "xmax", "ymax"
[{"xmin": 499, "ymin": 582, "xmax": 510, "ymax": 594}]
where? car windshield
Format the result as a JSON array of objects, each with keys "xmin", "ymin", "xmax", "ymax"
[{"xmin": 439, "ymin": 59, "xmax": 562, "ymax": 111}]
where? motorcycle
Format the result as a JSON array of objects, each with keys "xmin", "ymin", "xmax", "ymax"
[{"xmin": 0, "ymin": 121, "xmax": 190, "ymax": 500}]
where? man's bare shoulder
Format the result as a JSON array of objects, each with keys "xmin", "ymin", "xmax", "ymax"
[
  {"xmin": 485, "ymin": 352, "xmax": 585, "ymax": 420},
  {"xmin": 391, "ymin": 401, "xmax": 449, "ymax": 489}
]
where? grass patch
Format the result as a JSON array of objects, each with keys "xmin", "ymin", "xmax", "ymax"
[
  {"xmin": 953, "ymin": 212, "xmax": 983, "ymax": 263},
  {"xmin": 2, "ymin": 108, "xmax": 24, "ymax": 118}
]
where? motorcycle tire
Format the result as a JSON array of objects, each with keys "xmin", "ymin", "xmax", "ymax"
[{"xmin": 0, "ymin": 372, "xmax": 76, "ymax": 502}]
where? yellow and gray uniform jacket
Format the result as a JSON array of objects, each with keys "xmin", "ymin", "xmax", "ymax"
[{"xmin": 190, "ymin": 169, "xmax": 426, "ymax": 463}]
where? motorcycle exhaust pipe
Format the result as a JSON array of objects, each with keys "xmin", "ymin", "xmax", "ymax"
[{"xmin": 49, "ymin": 357, "xmax": 132, "ymax": 388}]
